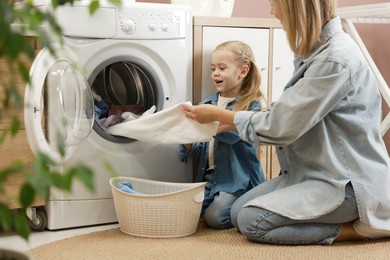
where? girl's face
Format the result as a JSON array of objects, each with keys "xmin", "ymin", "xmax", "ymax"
[
  {"xmin": 211, "ymin": 49, "xmax": 246, "ymax": 98},
  {"xmin": 269, "ymin": 0, "xmax": 284, "ymax": 27}
]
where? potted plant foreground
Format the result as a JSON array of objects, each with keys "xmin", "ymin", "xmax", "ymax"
[{"xmin": 0, "ymin": 0, "xmax": 120, "ymax": 257}]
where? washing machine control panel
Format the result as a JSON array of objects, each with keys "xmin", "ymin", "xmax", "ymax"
[{"xmin": 117, "ymin": 8, "xmax": 189, "ymax": 39}]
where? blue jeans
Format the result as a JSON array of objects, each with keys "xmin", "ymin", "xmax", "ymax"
[
  {"xmin": 231, "ymin": 180, "xmax": 358, "ymax": 245},
  {"xmin": 202, "ymin": 173, "xmax": 246, "ymax": 229}
]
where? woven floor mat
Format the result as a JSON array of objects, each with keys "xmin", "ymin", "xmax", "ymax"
[{"xmin": 27, "ymin": 222, "xmax": 390, "ymax": 260}]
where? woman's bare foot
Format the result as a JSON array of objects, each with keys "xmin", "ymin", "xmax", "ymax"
[{"xmin": 335, "ymin": 222, "xmax": 367, "ymax": 242}]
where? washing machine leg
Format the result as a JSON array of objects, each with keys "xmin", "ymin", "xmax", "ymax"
[{"xmin": 26, "ymin": 207, "xmax": 47, "ymax": 232}]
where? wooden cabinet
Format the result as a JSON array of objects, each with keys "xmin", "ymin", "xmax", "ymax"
[
  {"xmin": 193, "ymin": 17, "xmax": 294, "ymax": 180},
  {"xmin": 0, "ymin": 37, "xmax": 44, "ymax": 209}
]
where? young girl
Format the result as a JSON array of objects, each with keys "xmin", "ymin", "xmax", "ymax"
[
  {"xmin": 181, "ymin": 0, "xmax": 390, "ymax": 244},
  {"xmin": 178, "ymin": 41, "xmax": 266, "ymax": 229}
]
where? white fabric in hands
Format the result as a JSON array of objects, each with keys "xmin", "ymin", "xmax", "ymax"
[{"xmin": 107, "ymin": 102, "xmax": 218, "ymax": 144}]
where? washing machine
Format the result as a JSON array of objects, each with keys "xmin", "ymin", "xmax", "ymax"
[{"xmin": 24, "ymin": 1, "xmax": 193, "ymax": 230}]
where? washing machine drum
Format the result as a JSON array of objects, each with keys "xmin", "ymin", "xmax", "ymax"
[
  {"xmin": 94, "ymin": 62, "xmax": 156, "ymax": 107},
  {"xmin": 92, "ymin": 61, "xmax": 158, "ymax": 142}
]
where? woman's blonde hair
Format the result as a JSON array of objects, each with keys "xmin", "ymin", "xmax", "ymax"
[
  {"xmin": 214, "ymin": 41, "xmax": 263, "ymax": 111},
  {"xmin": 279, "ymin": 0, "xmax": 337, "ymax": 56}
]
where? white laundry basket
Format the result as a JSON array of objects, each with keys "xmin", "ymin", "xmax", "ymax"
[{"xmin": 110, "ymin": 177, "xmax": 206, "ymax": 238}]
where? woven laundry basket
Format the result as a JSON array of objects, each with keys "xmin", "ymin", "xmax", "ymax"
[{"xmin": 110, "ymin": 176, "xmax": 206, "ymax": 238}]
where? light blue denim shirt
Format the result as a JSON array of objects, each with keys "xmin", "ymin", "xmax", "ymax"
[
  {"xmin": 178, "ymin": 92, "xmax": 265, "ymax": 196},
  {"xmin": 234, "ymin": 17, "xmax": 390, "ymax": 239}
]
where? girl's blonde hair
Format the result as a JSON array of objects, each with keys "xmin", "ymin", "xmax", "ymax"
[
  {"xmin": 279, "ymin": 0, "xmax": 337, "ymax": 56},
  {"xmin": 214, "ymin": 41, "xmax": 263, "ymax": 111}
]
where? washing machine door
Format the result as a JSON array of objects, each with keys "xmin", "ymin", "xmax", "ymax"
[{"xmin": 24, "ymin": 45, "xmax": 94, "ymax": 163}]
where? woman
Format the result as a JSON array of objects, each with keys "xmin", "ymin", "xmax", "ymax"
[{"xmin": 181, "ymin": 0, "xmax": 390, "ymax": 245}]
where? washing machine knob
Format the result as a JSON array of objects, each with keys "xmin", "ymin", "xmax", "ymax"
[
  {"xmin": 122, "ymin": 19, "xmax": 136, "ymax": 34},
  {"xmin": 161, "ymin": 24, "xmax": 170, "ymax": 32},
  {"xmin": 148, "ymin": 24, "xmax": 157, "ymax": 32}
]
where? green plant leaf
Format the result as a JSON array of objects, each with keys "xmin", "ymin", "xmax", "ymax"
[
  {"xmin": 50, "ymin": 172, "xmax": 72, "ymax": 191},
  {"xmin": 56, "ymin": 131, "xmax": 67, "ymax": 157},
  {"xmin": 14, "ymin": 211, "xmax": 30, "ymax": 240},
  {"xmin": 104, "ymin": 161, "xmax": 118, "ymax": 178},
  {"xmin": 18, "ymin": 61, "xmax": 31, "ymax": 82},
  {"xmin": 69, "ymin": 165, "xmax": 95, "ymax": 191},
  {"xmin": 89, "ymin": 0, "xmax": 100, "ymax": 14},
  {"xmin": 20, "ymin": 183, "xmax": 35, "ymax": 208},
  {"xmin": 0, "ymin": 203, "xmax": 12, "ymax": 232},
  {"xmin": 0, "ymin": 161, "xmax": 24, "ymax": 184},
  {"xmin": 10, "ymin": 116, "xmax": 21, "ymax": 136},
  {"xmin": 109, "ymin": 0, "xmax": 122, "ymax": 6},
  {"xmin": 9, "ymin": 82, "xmax": 22, "ymax": 109},
  {"xmin": 28, "ymin": 153, "xmax": 53, "ymax": 197},
  {"xmin": 35, "ymin": 152, "xmax": 55, "ymax": 169},
  {"xmin": 52, "ymin": 0, "xmax": 76, "ymax": 7},
  {"xmin": 0, "ymin": 130, "xmax": 6, "ymax": 145}
]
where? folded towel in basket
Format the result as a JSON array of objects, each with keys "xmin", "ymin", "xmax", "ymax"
[
  {"xmin": 107, "ymin": 102, "xmax": 218, "ymax": 144},
  {"xmin": 117, "ymin": 181, "xmax": 144, "ymax": 195}
]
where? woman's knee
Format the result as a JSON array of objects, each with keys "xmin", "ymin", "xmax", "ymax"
[
  {"xmin": 237, "ymin": 208, "xmax": 255, "ymax": 236},
  {"xmin": 236, "ymin": 207, "xmax": 273, "ymax": 241},
  {"xmin": 231, "ymin": 179, "xmax": 282, "ymax": 227}
]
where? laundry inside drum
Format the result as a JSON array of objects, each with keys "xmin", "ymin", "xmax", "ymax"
[{"xmin": 91, "ymin": 61, "xmax": 158, "ymax": 142}]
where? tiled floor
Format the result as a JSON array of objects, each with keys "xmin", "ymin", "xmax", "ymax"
[{"xmin": 0, "ymin": 223, "xmax": 119, "ymax": 253}]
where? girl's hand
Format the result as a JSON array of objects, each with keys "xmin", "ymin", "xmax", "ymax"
[
  {"xmin": 217, "ymin": 123, "xmax": 236, "ymax": 134},
  {"xmin": 181, "ymin": 103, "xmax": 219, "ymax": 124}
]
